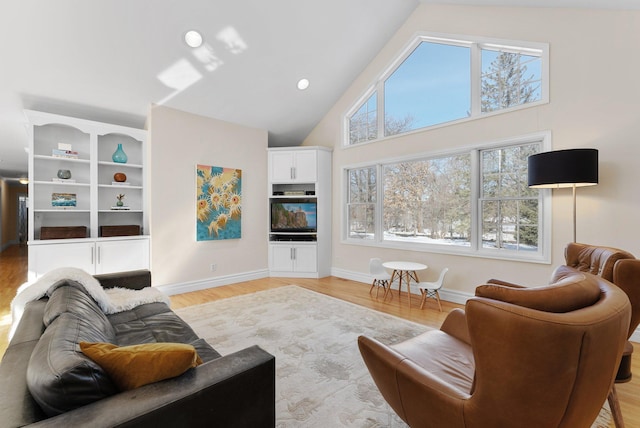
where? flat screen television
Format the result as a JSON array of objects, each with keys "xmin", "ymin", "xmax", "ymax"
[{"xmin": 271, "ymin": 201, "xmax": 317, "ymax": 232}]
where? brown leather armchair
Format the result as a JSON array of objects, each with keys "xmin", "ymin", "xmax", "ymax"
[
  {"xmin": 358, "ymin": 266, "xmax": 631, "ymax": 428},
  {"xmin": 564, "ymin": 242, "xmax": 640, "ymax": 427}
]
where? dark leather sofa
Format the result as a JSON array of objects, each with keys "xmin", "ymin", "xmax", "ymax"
[{"xmin": 0, "ymin": 270, "xmax": 275, "ymax": 428}]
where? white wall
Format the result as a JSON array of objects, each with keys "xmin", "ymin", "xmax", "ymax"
[
  {"xmin": 304, "ymin": 5, "xmax": 640, "ymax": 295},
  {"xmin": 148, "ymin": 105, "xmax": 269, "ymax": 290}
]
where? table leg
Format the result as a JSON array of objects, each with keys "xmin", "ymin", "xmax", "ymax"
[
  {"xmin": 405, "ymin": 270, "xmax": 421, "ymax": 309},
  {"xmin": 385, "ymin": 270, "xmax": 398, "ymax": 301},
  {"xmin": 396, "ymin": 270, "xmax": 411, "ymax": 308}
]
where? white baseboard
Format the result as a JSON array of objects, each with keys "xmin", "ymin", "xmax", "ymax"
[
  {"xmin": 330, "ymin": 267, "xmax": 473, "ymax": 305},
  {"xmin": 156, "ymin": 268, "xmax": 269, "ymax": 296}
]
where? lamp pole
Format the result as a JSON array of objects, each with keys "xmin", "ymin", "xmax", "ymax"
[{"xmin": 572, "ymin": 183, "xmax": 577, "ymax": 243}]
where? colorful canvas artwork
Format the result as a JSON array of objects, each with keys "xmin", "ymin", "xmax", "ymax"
[{"xmin": 196, "ymin": 164, "xmax": 242, "ymax": 241}]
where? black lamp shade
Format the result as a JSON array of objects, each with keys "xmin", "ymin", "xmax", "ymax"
[{"xmin": 528, "ymin": 149, "xmax": 598, "ymax": 188}]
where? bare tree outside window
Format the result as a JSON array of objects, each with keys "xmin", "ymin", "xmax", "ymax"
[
  {"xmin": 383, "ymin": 154, "xmax": 471, "ymax": 246},
  {"xmin": 349, "ymin": 93, "xmax": 377, "ymax": 145},
  {"xmin": 344, "ymin": 36, "xmax": 547, "ymax": 146},
  {"xmin": 347, "ymin": 167, "xmax": 376, "ymax": 239},
  {"xmin": 480, "ymin": 143, "xmax": 540, "ymax": 251},
  {"xmin": 481, "ymin": 50, "xmax": 542, "ymax": 112}
]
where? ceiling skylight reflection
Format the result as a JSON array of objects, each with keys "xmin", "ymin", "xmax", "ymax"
[
  {"xmin": 156, "ymin": 26, "xmax": 249, "ymax": 105},
  {"xmin": 216, "ymin": 26, "xmax": 248, "ymax": 54},
  {"xmin": 192, "ymin": 44, "xmax": 224, "ymax": 72},
  {"xmin": 156, "ymin": 58, "xmax": 202, "ymax": 104}
]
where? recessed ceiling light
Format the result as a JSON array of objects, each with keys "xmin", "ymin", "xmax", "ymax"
[
  {"xmin": 184, "ymin": 30, "xmax": 203, "ymax": 48},
  {"xmin": 297, "ymin": 78, "xmax": 310, "ymax": 90}
]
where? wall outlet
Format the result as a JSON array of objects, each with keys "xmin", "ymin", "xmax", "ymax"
[{"xmin": 210, "ymin": 264, "xmax": 217, "ymax": 272}]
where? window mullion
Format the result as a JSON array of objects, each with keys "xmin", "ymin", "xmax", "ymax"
[
  {"xmin": 375, "ymin": 163, "xmax": 384, "ymax": 243},
  {"xmin": 470, "ymin": 149, "xmax": 480, "ymax": 251},
  {"xmin": 470, "ymin": 43, "xmax": 481, "ymax": 117},
  {"xmin": 376, "ymin": 81, "xmax": 385, "ymax": 139}
]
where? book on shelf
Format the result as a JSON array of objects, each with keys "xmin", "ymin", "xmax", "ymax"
[
  {"xmin": 110, "ymin": 206, "xmax": 131, "ymax": 210},
  {"xmin": 52, "ymin": 149, "xmax": 79, "ymax": 159},
  {"xmin": 52, "ymin": 178, "xmax": 77, "ymax": 183}
]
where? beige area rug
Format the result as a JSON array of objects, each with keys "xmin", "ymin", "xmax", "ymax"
[{"xmin": 175, "ymin": 286, "xmax": 613, "ymax": 428}]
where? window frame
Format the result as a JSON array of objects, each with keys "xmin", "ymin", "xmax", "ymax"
[
  {"xmin": 341, "ymin": 132, "xmax": 552, "ymax": 263},
  {"xmin": 343, "ymin": 32, "xmax": 549, "ymax": 147}
]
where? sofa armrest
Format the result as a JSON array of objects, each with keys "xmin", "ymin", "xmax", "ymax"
[
  {"xmin": 0, "ymin": 301, "xmax": 48, "ymax": 428},
  {"xmin": 93, "ymin": 270, "xmax": 151, "ymax": 290},
  {"xmin": 28, "ymin": 345, "xmax": 275, "ymax": 428}
]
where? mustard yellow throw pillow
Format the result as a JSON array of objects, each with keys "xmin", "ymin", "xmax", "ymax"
[{"xmin": 80, "ymin": 342, "xmax": 202, "ymax": 391}]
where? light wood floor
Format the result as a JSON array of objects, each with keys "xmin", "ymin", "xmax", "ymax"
[{"xmin": 1, "ymin": 245, "xmax": 638, "ymax": 426}]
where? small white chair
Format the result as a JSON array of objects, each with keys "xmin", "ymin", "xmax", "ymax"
[
  {"xmin": 416, "ymin": 267, "xmax": 449, "ymax": 311},
  {"xmin": 369, "ymin": 258, "xmax": 392, "ymax": 299}
]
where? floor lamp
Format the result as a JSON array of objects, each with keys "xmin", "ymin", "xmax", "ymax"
[{"xmin": 528, "ymin": 148, "xmax": 599, "ymax": 243}]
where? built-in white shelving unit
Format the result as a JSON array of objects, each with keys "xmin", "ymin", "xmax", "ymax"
[
  {"xmin": 26, "ymin": 110, "xmax": 149, "ymax": 279},
  {"xmin": 268, "ymin": 146, "xmax": 332, "ymax": 278}
]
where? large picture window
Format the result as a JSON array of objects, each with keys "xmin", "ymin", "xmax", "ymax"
[
  {"xmin": 344, "ymin": 135, "xmax": 549, "ymax": 261},
  {"xmin": 383, "ymin": 154, "xmax": 471, "ymax": 246},
  {"xmin": 345, "ymin": 34, "xmax": 548, "ymax": 146}
]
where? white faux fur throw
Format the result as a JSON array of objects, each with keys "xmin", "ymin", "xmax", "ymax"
[{"xmin": 10, "ymin": 267, "xmax": 170, "ymax": 340}]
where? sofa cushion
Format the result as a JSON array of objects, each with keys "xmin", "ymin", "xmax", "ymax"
[
  {"xmin": 26, "ymin": 282, "xmax": 120, "ymax": 416},
  {"xmin": 26, "ymin": 312, "xmax": 118, "ymax": 416},
  {"xmin": 43, "ymin": 281, "xmax": 115, "ymax": 339},
  {"xmin": 107, "ymin": 302, "xmax": 221, "ymax": 362},
  {"xmin": 475, "ymin": 268, "xmax": 601, "ymax": 313},
  {"xmin": 80, "ymin": 342, "xmax": 203, "ymax": 390}
]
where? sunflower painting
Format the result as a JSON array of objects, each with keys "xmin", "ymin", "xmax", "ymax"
[{"xmin": 196, "ymin": 164, "xmax": 242, "ymax": 241}]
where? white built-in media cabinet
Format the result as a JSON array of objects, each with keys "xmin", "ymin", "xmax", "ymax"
[
  {"xmin": 25, "ymin": 110, "xmax": 149, "ymax": 279},
  {"xmin": 268, "ymin": 146, "xmax": 332, "ymax": 278}
]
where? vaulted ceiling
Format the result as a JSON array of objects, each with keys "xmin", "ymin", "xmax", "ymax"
[{"xmin": 1, "ymin": 0, "xmax": 637, "ymax": 181}]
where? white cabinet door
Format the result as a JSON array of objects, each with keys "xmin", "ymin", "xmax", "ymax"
[
  {"xmin": 269, "ymin": 243, "xmax": 317, "ymax": 273},
  {"xmin": 29, "ymin": 238, "xmax": 150, "ymax": 278},
  {"xmin": 30, "ymin": 242, "xmax": 95, "ymax": 278},
  {"xmin": 270, "ymin": 152, "xmax": 296, "ymax": 182},
  {"xmin": 96, "ymin": 239, "xmax": 150, "ymax": 274},
  {"xmin": 270, "ymin": 244, "xmax": 295, "ymax": 271},
  {"xmin": 292, "ymin": 151, "xmax": 317, "ymax": 182},
  {"xmin": 292, "ymin": 245, "xmax": 317, "ymax": 272},
  {"xmin": 269, "ymin": 151, "xmax": 317, "ymax": 183}
]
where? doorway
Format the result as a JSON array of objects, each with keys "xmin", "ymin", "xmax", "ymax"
[{"xmin": 18, "ymin": 194, "xmax": 28, "ymax": 245}]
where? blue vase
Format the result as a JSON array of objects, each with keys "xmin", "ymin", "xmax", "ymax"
[{"xmin": 112, "ymin": 143, "xmax": 128, "ymax": 163}]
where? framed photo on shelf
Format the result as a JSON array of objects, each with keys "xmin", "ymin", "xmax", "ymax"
[{"xmin": 51, "ymin": 192, "xmax": 77, "ymax": 207}]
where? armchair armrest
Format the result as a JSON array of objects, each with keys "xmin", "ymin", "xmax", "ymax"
[
  {"xmin": 439, "ymin": 308, "xmax": 471, "ymax": 345},
  {"xmin": 614, "ymin": 258, "xmax": 640, "ymax": 337},
  {"xmin": 94, "ymin": 270, "xmax": 151, "ymax": 290},
  {"xmin": 358, "ymin": 335, "xmax": 467, "ymax": 427},
  {"xmin": 29, "ymin": 345, "xmax": 275, "ymax": 428},
  {"xmin": 485, "ymin": 279, "xmax": 527, "ymax": 288}
]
